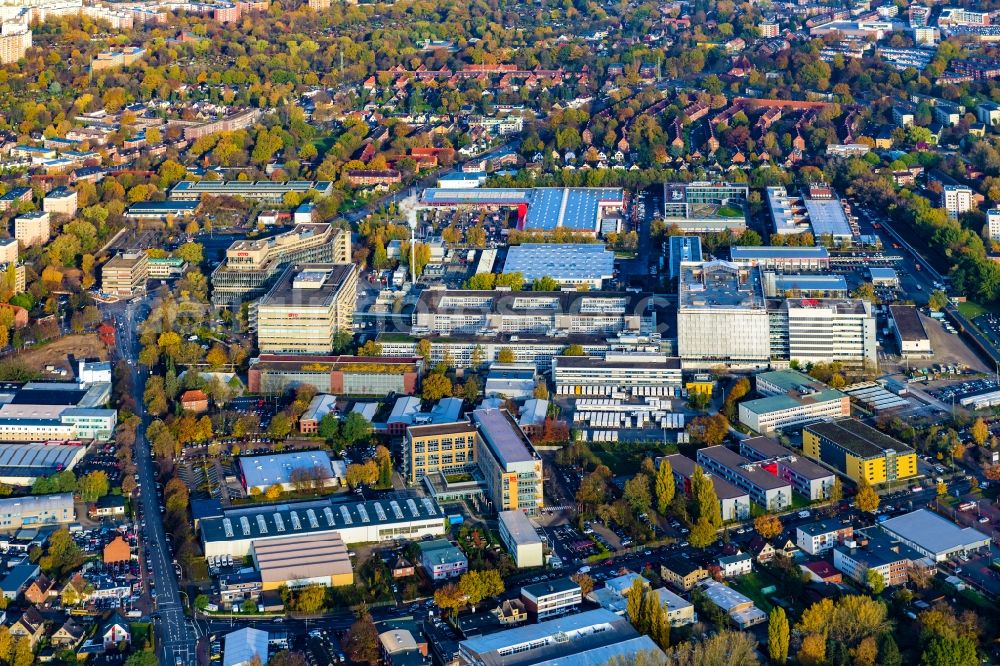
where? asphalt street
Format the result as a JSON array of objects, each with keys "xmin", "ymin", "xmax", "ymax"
[{"xmin": 104, "ymin": 299, "xmax": 199, "ymax": 666}]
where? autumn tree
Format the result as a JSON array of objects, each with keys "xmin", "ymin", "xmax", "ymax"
[
  {"xmin": 497, "ymin": 347, "xmax": 515, "ymax": 363},
  {"xmin": 343, "ymin": 610, "xmax": 379, "ymax": 665},
  {"xmin": 754, "ymin": 514, "xmax": 782, "ymax": 540},
  {"xmin": 570, "ymin": 573, "xmax": 594, "ymax": 596},
  {"xmin": 655, "ymin": 458, "xmax": 675, "ymax": 514},
  {"xmin": 433, "ymin": 582, "xmax": 464, "ymax": 616},
  {"xmin": 459, "ymin": 570, "xmax": 504, "ymax": 612},
  {"xmin": 623, "ymin": 474, "xmax": 652, "ymax": 514},
  {"xmin": 970, "ymin": 417, "xmax": 988, "ymax": 447},
  {"xmin": 855, "ymin": 478, "xmax": 880, "ymax": 513},
  {"xmin": 422, "ymin": 373, "xmax": 453, "ymax": 400}
]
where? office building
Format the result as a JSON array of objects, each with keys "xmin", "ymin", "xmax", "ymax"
[
  {"xmin": 942, "ymin": 185, "xmax": 973, "ymax": 218},
  {"xmin": 238, "ymin": 450, "xmax": 341, "ymax": 494},
  {"xmin": 878, "ymin": 509, "xmax": 990, "ymax": 561},
  {"xmin": 589, "ymin": 572, "xmax": 695, "ymax": 626},
  {"xmin": 250, "ymin": 532, "xmax": 352, "ymax": 589},
  {"xmin": 889, "ymin": 305, "xmax": 931, "ymax": 357},
  {"xmin": 662, "ymin": 454, "xmax": 750, "ymax": 521},
  {"xmin": 696, "ymin": 446, "xmax": 792, "ymax": 511},
  {"xmin": 169, "ymin": 180, "xmax": 334, "ymax": 202},
  {"xmin": 551, "ymin": 353, "xmax": 682, "ymax": 397},
  {"xmin": 0, "ymin": 8, "xmax": 30, "ymax": 65},
  {"xmin": 677, "ymin": 261, "xmax": 770, "ymax": 367},
  {"xmin": 502, "ymin": 243, "xmax": 616, "ymax": 289},
  {"xmin": 520, "ymin": 577, "xmax": 581, "ymax": 620},
  {"xmin": 419, "ymin": 539, "xmax": 468, "ymax": 581},
  {"xmin": 199, "ymin": 496, "xmax": 447, "ymax": 558},
  {"xmin": 147, "ymin": 256, "xmax": 187, "ymax": 280},
  {"xmin": 939, "ymin": 7, "xmax": 990, "ymax": 25},
  {"xmin": 377, "ymin": 335, "xmax": 622, "ymax": 370},
  {"xmin": 13, "ymin": 211, "xmax": 49, "ymax": 248},
  {"xmin": 472, "ymin": 409, "xmax": 543, "ymax": 515},
  {"xmin": 697, "ymin": 580, "xmax": 766, "ymax": 629},
  {"xmin": 832, "ymin": 530, "xmax": 922, "ymax": 587},
  {"xmin": 484, "ymin": 364, "xmax": 536, "ymax": 400},
  {"xmin": 767, "ymin": 186, "xmax": 810, "ymax": 236},
  {"xmin": 662, "ymin": 181, "xmax": 748, "ymax": 232},
  {"xmin": 803, "ymin": 418, "xmax": 917, "ymax": 484},
  {"xmin": 212, "ymin": 224, "xmax": 350, "ymax": 306},
  {"xmin": 729, "ymin": 246, "xmax": 830, "ymax": 271},
  {"xmin": 405, "ymin": 421, "xmax": 478, "ymax": 484},
  {"xmin": 255, "ymin": 263, "xmax": 359, "ymax": 354},
  {"xmin": 0, "ymin": 493, "xmax": 74, "ymax": 529},
  {"xmin": 739, "ymin": 370, "xmax": 850, "ymax": 433},
  {"xmin": 412, "ymin": 288, "xmax": 653, "ymax": 338},
  {"xmin": 909, "ymin": 4, "xmax": 930, "ymax": 27},
  {"xmin": 42, "ymin": 188, "xmax": 77, "ymax": 217},
  {"xmin": 739, "ymin": 436, "xmax": 836, "ymax": 501},
  {"xmin": 762, "ymin": 273, "xmax": 848, "ymax": 298},
  {"xmin": 772, "ymin": 298, "xmax": 877, "ymax": 366},
  {"xmin": 667, "ymin": 235, "xmax": 703, "ymax": 280},
  {"xmin": 498, "ymin": 510, "xmax": 543, "ymax": 568},
  {"xmin": 0, "ymin": 381, "xmax": 116, "ymax": 441},
  {"xmin": 797, "ymin": 519, "xmax": 855, "ymax": 556},
  {"xmin": 660, "ymin": 555, "xmax": 708, "ymax": 591},
  {"xmin": 101, "ymin": 250, "xmax": 148, "ymax": 297},
  {"xmin": 457, "ymin": 609, "xmax": 660, "ymax": 666},
  {"xmin": 248, "ymin": 353, "xmax": 420, "ymax": 396}
]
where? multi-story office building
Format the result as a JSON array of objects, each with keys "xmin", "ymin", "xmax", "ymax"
[
  {"xmin": 169, "ymin": 180, "xmax": 334, "ymax": 202},
  {"xmin": 696, "ymin": 446, "xmax": 792, "ymax": 511},
  {"xmin": 677, "ymin": 260, "xmax": 770, "ymax": 368},
  {"xmin": 472, "ymin": 409, "xmax": 543, "ymax": 515},
  {"xmin": 42, "ymin": 187, "xmax": 77, "ymax": 217},
  {"xmin": 803, "ymin": 418, "xmax": 917, "ymax": 484},
  {"xmin": 498, "ymin": 509, "xmax": 543, "ymax": 568},
  {"xmin": 739, "ymin": 370, "xmax": 850, "ymax": 433},
  {"xmin": 729, "ymin": 246, "xmax": 830, "ymax": 271},
  {"xmin": 771, "ymin": 298, "xmax": 877, "ymax": 366},
  {"xmin": 405, "ymin": 421, "xmax": 478, "ymax": 484},
  {"xmin": 212, "ymin": 224, "xmax": 350, "ymax": 306},
  {"xmin": 412, "ymin": 288, "xmax": 654, "ymax": 338},
  {"xmin": 247, "ymin": 354, "xmax": 421, "ymax": 395},
  {"xmin": 942, "ymin": 185, "xmax": 973, "ymax": 218},
  {"xmin": 662, "ymin": 181, "xmax": 748, "ymax": 233},
  {"xmin": 520, "ymin": 578, "xmax": 581, "ymax": 620},
  {"xmin": 13, "ymin": 211, "xmax": 49, "ymax": 248},
  {"xmin": 739, "ymin": 436, "xmax": 836, "ymax": 501},
  {"xmin": 662, "ymin": 454, "xmax": 750, "ymax": 521},
  {"xmin": 254, "ymin": 263, "xmax": 358, "ymax": 354},
  {"xmin": 667, "ymin": 236, "xmax": 702, "ymax": 280},
  {"xmin": 101, "ymin": 250, "xmax": 148, "ymax": 297},
  {"xmin": 551, "ymin": 353, "xmax": 682, "ymax": 397}
]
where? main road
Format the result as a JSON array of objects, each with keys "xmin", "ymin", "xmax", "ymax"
[{"xmin": 108, "ymin": 299, "xmax": 199, "ymax": 666}]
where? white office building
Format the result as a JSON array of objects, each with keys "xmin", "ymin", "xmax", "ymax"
[{"xmin": 498, "ymin": 510, "xmax": 544, "ymax": 568}]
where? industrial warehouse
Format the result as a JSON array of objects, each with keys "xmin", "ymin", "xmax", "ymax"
[
  {"xmin": 0, "ymin": 443, "xmax": 86, "ymax": 486},
  {"xmin": 199, "ymin": 496, "xmax": 447, "ymax": 558}
]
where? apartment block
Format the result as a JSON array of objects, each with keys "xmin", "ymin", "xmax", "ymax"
[
  {"xmin": 661, "ymin": 454, "xmax": 750, "ymax": 521},
  {"xmin": 942, "ymin": 185, "xmax": 972, "ymax": 218},
  {"xmin": 13, "ymin": 211, "xmax": 49, "ymax": 248},
  {"xmin": 739, "ymin": 436, "xmax": 836, "ymax": 501},
  {"xmin": 696, "ymin": 446, "xmax": 792, "ymax": 511},
  {"xmin": 254, "ymin": 263, "xmax": 359, "ymax": 354},
  {"xmin": 42, "ymin": 188, "xmax": 77, "ymax": 217},
  {"xmin": 404, "ymin": 422, "xmax": 478, "ymax": 484},
  {"xmin": 796, "ymin": 519, "xmax": 854, "ymax": 556},
  {"xmin": 803, "ymin": 418, "xmax": 917, "ymax": 484},
  {"xmin": 520, "ymin": 578, "xmax": 581, "ymax": 621},
  {"xmin": 183, "ymin": 109, "xmax": 264, "ymax": 141},
  {"xmin": 832, "ymin": 530, "xmax": 920, "ymax": 588},
  {"xmin": 0, "ymin": 9, "xmax": 30, "ymax": 66},
  {"xmin": 472, "ymin": 409, "xmax": 543, "ymax": 515}
]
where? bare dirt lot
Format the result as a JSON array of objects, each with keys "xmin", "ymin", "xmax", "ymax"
[{"xmin": 12, "ymin": 333, "xmax": 108, "ymax": 376}]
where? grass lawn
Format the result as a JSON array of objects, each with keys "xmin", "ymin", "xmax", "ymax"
[
  {"xmin": 730, "ymin": 572, "xmax": 774, "ymax": 613},
  {"xmin": 593, "ymin": 442, "xmax": 676, "ymax": 474},
  {"xmin": 958, "ymin": 301, "xmax": 990, "ymax": 319},
  {"xmin": 717, "ymin": 205, "xmax": 744, "ymax": 218}
]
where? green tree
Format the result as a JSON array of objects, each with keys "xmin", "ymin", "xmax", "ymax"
[
  {"xmin": 532, "ymin": 276, "xmax": 560, "ymax": 291},
  {"xmin": 78, "ymin": 470, "xmax": 109, "ymax": 502},
  {"xmin": 865, "ymin": 568, "xmax": 885, "ymax": 595},
  {"xmin": 655, "ymin": 459, "xmax": 675, "ymax": 514},
  {"xmin": 459, "ymin": 570, "xmax": 504, "ymax": 611},
  {"xmin": 175, "ymin": 242, "xmax": 204, "ymax": 265},
  {"xmin": 341, "ymin": 412, "xmax": 372, "ymax": 445},
  {"xmin": 195, "ymin": 594, "xmax": 209, "ymax": 610},
  {"xmin": 768, "ymin": 607, "xmax": 789, "ymax": 663},
  {"xmin": 318, "ymin": 414, "xmax": 340, "ymax": 440},
  {"xmin": 623, "ymin": 475, "xmax": 652, "ymax": 513},
  {"xmin": 920, "ymin": 636, "xmax": 978, "ymax": 666},
  {"xmin": 268, "ymin": 413, "xmax": 293, "ymax": 438},
  {"xmin": 927, "ymin": 290, "xmax": 949, "ymax": 311},
  {"xmin": 690, "ymin": 466, "xmax": 722, "ymax": 528}
]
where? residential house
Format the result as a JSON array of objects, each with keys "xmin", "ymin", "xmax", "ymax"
[
  {"xmin": 718, "ymin": 553, "xmax": 753, "ymax": 578},
  {"xmin": 9, "ymin": 607, "xmax": 45, "ymax": 648},
  {"xmin": 385, "ymin": 553, "xmax": 415, "ymax": 579},
  {"xmin": 89, "ymin": 494, "xmax": 127, "ymax": 519},
  {"xmin": 1, "ymin": 564, "xmax": 39, "ymax": 601},
  {"xmin": 800, "ymin": 561, "xmax": 843, "ymax": 584},
  {"xmin": 23, "ymin": 573, "xmax": 55, "ymax": 605},
  {"xmin": 746, "ymin": 537, "xmax": 776, "ymax": 563},
  {"xmin": 797, "ymin": 520, "xmax": 854, "ymax": 556},
  {"xmin": 179, "ymin": 389, "xmax": 209, "ymax": 414},
  {"xmin": 51, "ymin": 618, "xmax": 86, "ymax": 649},
  {"xmin": 494, "ymin": 598, "xmax": 528, "ymax": 625},
  {"xmin": 61, "ymin": 574, "xmax": 93, "ymax": 606},
  {"xmin": 99, "ymin": 611, "xmax": 131, "ymax": 649}
]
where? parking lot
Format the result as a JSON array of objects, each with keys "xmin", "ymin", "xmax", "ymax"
[{"xmin": 930, "ymin": 378, "xmax": 1000, "ymax": 403}]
